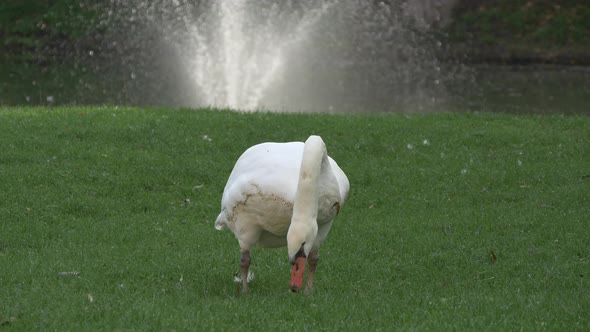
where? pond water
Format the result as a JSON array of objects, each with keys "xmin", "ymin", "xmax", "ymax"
[
  {"xmin": 465, "ymin": 65, "xmax": 590, "ymax": 115},
  {"xmin": 1, "ymin": 0, "xmax": 589, "ymax": 114},
  {"xmin": 0, "ymin": 60, "xmax": 588, "ymax": 115}
]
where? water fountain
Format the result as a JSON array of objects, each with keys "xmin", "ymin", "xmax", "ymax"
[{"xmin": 95, "ymin": 0, "xmax": 470, "ymax": 112}]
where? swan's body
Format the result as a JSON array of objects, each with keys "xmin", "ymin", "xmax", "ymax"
[{"xmin": 215, "ymin": 135, "xmax": 349, "ymax": 293}]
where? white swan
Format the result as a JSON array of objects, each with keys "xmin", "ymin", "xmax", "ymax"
[{"xmin": 215, "ymin": 135, "xmax": 349, "ymax": 293}]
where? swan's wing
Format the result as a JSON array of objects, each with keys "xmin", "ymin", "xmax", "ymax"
[
  {"xmin": 220, "ymin": 142, "xmax": 304, "ymax": 218},
  {"xmin": 328, "ymin": 157, "xmax": 350, "ymax": 204}
]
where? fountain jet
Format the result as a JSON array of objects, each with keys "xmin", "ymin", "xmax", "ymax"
[{"xmin": 102, "ymin": 0, "xmax": 470, "ymax": 112}]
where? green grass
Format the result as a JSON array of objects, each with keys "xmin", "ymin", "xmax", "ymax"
[
  {"xmin": 449, "ymin": 1, "xmax": 590, "ymax": 46},
  {"xmin": 446, "ymin": 1, "xmax": 590, "ymax": 63},
  {"xmin": 0, "ymin": 107, "xmax": 589, "ymax": 330},
  {"xmin": 0, "ymin": 0, "xmax": 108, "ymax": 80},
  {"xmin": 0, "ymin": 0, "xmax": 102, "ymax": 51}
]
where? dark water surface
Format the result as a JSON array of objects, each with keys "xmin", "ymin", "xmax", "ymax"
[
  {"xmin": 466, "ymin": 65, "xmax": 590, "ymax": 115},
  {"xmin": 1, "ymin": 60, "xmax": 588, "ymax": 115}
]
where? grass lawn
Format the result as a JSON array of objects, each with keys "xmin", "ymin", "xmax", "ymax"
[
  {"xmin": 446, "ymin": 1, "xmax": 590, "ymax": 64},
  {"xmin": 0, "ymin": 107, "xmax": 589, "ymax": 330}
]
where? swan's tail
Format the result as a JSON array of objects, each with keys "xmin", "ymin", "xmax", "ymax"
[{"xmin": 214, "ymin": 212, "xmax": 227, "ymax": 230}]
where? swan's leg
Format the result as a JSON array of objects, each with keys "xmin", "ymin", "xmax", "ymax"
[
  {"xmin": 235, "ymin": 217, "xmax": 261, "ymax": 294},
  {"xmin": 305, "ymin": 248, "xmax": 319, "ymax": 294},
  {"xmin": 237, "ymin": 225, "xmax": 261, "ymax": 294},
  {"xmin": 240, "ymin": 249, "xmax": 251, "ymax": 294}
]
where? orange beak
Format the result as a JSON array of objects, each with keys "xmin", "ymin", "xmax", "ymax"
[{"xmin": 290, "ymin": 256, "xmax": 306, "ymax": 292}]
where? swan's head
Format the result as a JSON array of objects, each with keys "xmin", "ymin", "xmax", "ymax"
[{"xmin": 287, "ymin": 219, "xmax": 317, "ymax": 292}]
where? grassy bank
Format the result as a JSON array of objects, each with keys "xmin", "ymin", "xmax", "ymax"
[
  {"xmin": 2, "ymin": 1, "xmax": 590, "ymax": 65},
  {"xmin": 0, "ymin": 0, "xmax": 102, "ymax": 59},
  {"xmin": 447, "ymin": 1, "xmax": 590, "ymax": 64},
  {"xmin": 1, "ymin": 107, "xmax": 589, "ymax": 330}
]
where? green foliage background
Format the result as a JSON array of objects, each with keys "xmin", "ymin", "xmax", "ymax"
[{"xmin": 2, "ymin": 0, "xmax": 590, "ymax": 62}]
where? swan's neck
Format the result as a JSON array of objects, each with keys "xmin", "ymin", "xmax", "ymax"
[
  {"xmin": 291, "ymin": 136, "xmax": 327, "ymax": 224},
  {"xmin": 288, "ymin": 135, "xmax": 329, "ymax": 288}
]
